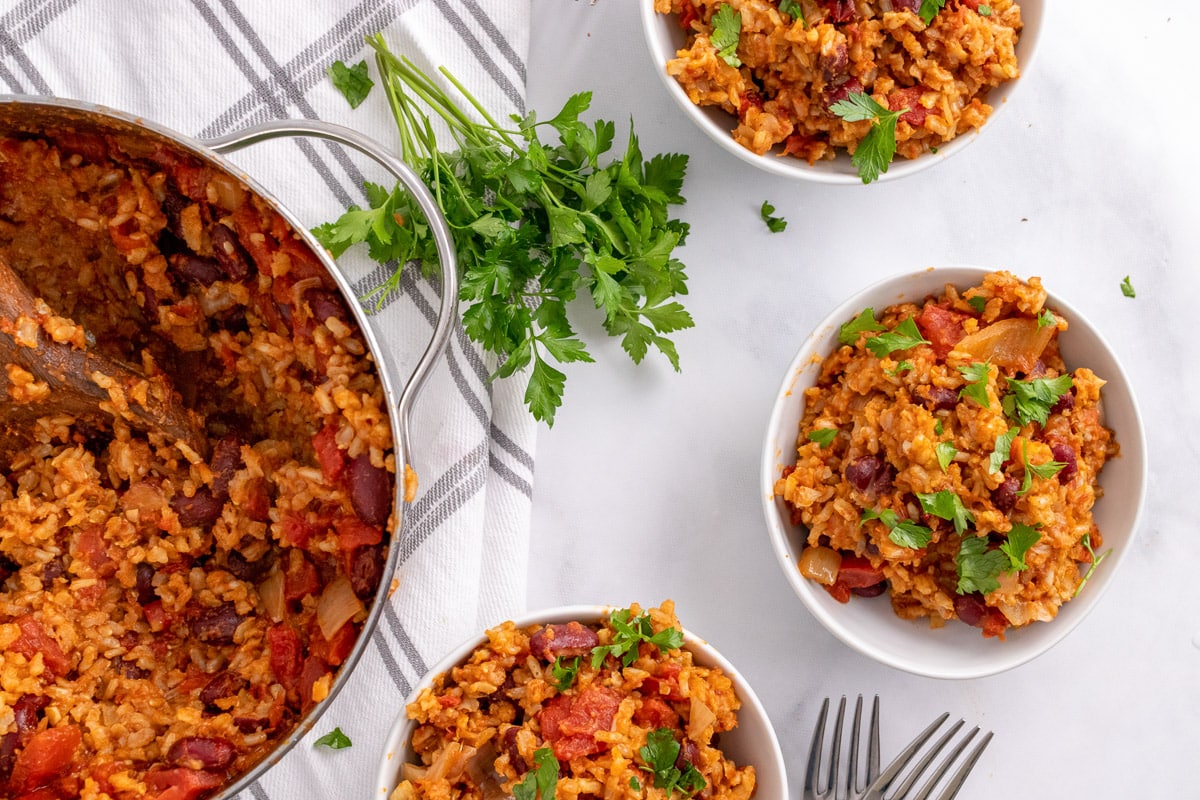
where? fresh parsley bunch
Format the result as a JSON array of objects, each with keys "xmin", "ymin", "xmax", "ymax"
[{"xmin": 316, "ymin": 35, "xmax": 694, "ymax": 425}]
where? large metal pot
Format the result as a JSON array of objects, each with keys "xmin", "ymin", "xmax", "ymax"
[{"xmin": 0, "ymin": 96, "xmax": 457, "ymax": 797}]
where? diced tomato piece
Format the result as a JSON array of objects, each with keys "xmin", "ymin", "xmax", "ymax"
[
  {"xmin": 634, "ymin": 696, "xmax": 679, "ymax": 730},
  {"xmin": 916, "ymin": 303, "xmax": 970, "ymax": 360},
  {"xmin": 72, "ymin": 525, "xmax": 115, "ymax": 577},
  {"xmin": 267, "ymin": 624, "xmax": 303, "ymax": 690},
  {"xmin": 888, "ymin": 86, "xmax": 928, "ymax": 127},
  {"xmin": 641, "ymin": 661, "xmax": 684, "ymax": 701},
  {"xmin": 11, "ymin": 725, "xmax": 80, "ymax": 793},
  {"xmin": 310, "ymin": 621, "xmax": 357, "ymax": 667},
  {"xmin": 541, "ymin": 687, "xmax": 621, "ymax": 761},
  {"xmin": 143, "ymin": 601, "xmax": 171, "ymax": 632},
  {"xmin": 283, "ymin": 550, "xmax": 320, "ymax": 601},
  {"xmin": 823, "ymin": 580, "xmax": 853, "ymax": 603},
  {"xmin": 312, "ymin": 424, "xmax": 347, "ymax": 483},
  {"xmin": 242, "ymin": 477, "xmax": 272, "ymax": 523},
  {"xmin": 334, "ymin": 516, "xmax": 382, "ymax": 551},
  {"xmin": 14, "ymin": 787, "xmax": 60, "ymax": 800},
  {"xmin": 837, "ymin": 556, "xmax": 885, "ymax": 589},
  {"xmin": 981, "ymin": 608, "xmax": 1009, "ymax": 639},
  {"xmin": 11, "ymin": 617, "xmax": 71, "ymax": 677},
  {"xmin": 144, "ymin": 767, "xmax": 225, "ymax": 800},
  {"xmin": 279, "ymin": 514, "xmax": 318, "ymax": 549},
  {"xmin": 297, "ymin": 656, "xmax": 328, "ymax": 712},
  {"xmin": 678, "ymin": 0, "xmax": 698, "ymax": 29}
]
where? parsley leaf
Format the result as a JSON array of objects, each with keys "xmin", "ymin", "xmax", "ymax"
[
  {"xmin": 956, "ymin": 535, "xmax": 1008, "ymax": 595},
  {"xmin": 934, "ymin": 420, "xmax": 944, "ymax": 435},
  {"xmin": 640, "ymin": 729, "xmax": 707, "ymax": 797},
  {"xmin": 967, "ymin": 295, "xmax": 988, "ymax": 314},
  {"xmin": 591, "ymin": 608, "xmax": 684, "ymax": 669},
  {"xmin": 779, "ymin": 0, "xmax": 805, "ymax": 23},
  {"xmin": 551, "ymin": 656, "xmax": 580, "ymax": 691},
  {"xmin": 630, "ymin": 777, "xmax": 642, "ymax": 791},
  {"xmin": 1036, "ymin": 309, "xmax": 1056, "ymax": 329},
  {"xmin": 1002, "ymin": 374, "xmax": 1073, "ymax": 426},
  {"xmin": 917, "ymin": 490, "xmax": 974, "ymax": 534},
  {"xmin": 829, "ymin": 92, "xmax": 907, "ymax": 184},
  {"xmin": 710, "ymin": 5, "xmax": 743, "ymax": 67},
  {"xmin": 918, "ymin": 0, "xmax": 946, "ymax": 25},
  {"xmin": 314, "ymin": 727, "xmax": 352, "ymax": 750},
  {"xmin": 1000, "ymin": 523, "xmax": 1041, "ymax": 572},
  {"xmin": 935, "ymin": 441, "xmax": 957, "ymax": 472},
  {"xmin": 327, "ymin": 60, "xmax": 374, "ymax": 109},
  {"xmin": 1120, "ymin": 275, "xmax": 1136, "ymax": 298},
  {"xmin": 988, "ymin": 426, "xmax": 1019, "ymax": 474},
  {"xmin": 862, "ymin": 508, "xmax": 933, "ymax": 549},
  {"xmin": 808, "ymin": 428, "xmax": 838, "ymax": 448},
  {"xmin": 1017, "ymin": 441, "xmax": 1065, "ymax": 496},
  {"xmin": 957, "ymin": 361, "xmax": 992, "ymax": 409},
  {"xmin": 886, "ymin": 360, "xmax": 914, "ymax": 377},
  {"xmin": 838, "ymin": 308, "xmax": 885, "ymax": 346},
  {"xmin": 760, "ymin": 200, "xmax": 787, "ymax": 233},
  {"xmin": 1073, "ymin": 533, "xmax": 1112, "ymax": 598},
  {"xmin": 978, "ymin": 4, "xmax": 993, "ymax": 15},
  {"xmin": 864, "ymin": 317, "xmax": 929, "ymax": 358},
  {"xmin": 514, "ymin": 748, "xmax": 560, "ymax": 800}
]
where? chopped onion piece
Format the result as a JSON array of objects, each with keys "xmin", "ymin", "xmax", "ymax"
[
  {"xmin": 951, "ymin": 317, "xmax": 1054, "ymax": 373},
  {"xmin": 316, "ymin": 575, "xmax": 364, "ymax": 640},
  {"xmin": 258, "ymin": 568, "xmax": 285, "ymax": 623},
  {"xmin": 688, "ymin": 696, "xmax": 717, "ymax": 739},
  {"xmin": 799, "ymin": 545, "xmax": 842, "ymax": 585}
]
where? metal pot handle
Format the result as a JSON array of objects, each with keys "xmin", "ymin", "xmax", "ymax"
[{"xmin": 203, "ymin": 120, "xmax": 457, "ymax": 493}]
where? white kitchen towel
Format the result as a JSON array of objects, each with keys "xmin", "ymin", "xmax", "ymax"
[{"xmin": 1, "ymin": 1, "xmax": 533, "ymax": 797}]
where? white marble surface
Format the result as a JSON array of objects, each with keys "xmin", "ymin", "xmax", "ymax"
[{"xmin": 526, "ymin": 2, "xmax": 1197, "ymax": 797}]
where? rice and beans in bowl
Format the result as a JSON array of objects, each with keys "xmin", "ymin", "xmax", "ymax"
[
  {"xmin": 654, "ymin": 0, "xmax": 1022, "ymax": 173},
  {"xmin": 391, "ymin": 601, "xmax": 756, "ymax": 800},
  {"xmin": 773, "ymin": 272, "xmax": 1117, "ymax": 639},
  {"xmin": 0, "ymin": 126, "xmax": 395, "ymax": 797}
]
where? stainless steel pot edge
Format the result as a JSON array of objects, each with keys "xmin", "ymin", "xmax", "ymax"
[{"xmin": 0, "ymin": 95, "xmax": 458, "ymax": 798}]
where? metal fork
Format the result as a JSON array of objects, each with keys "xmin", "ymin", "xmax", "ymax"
[
  {"xmin": 803, "ymin": 695, "xmax": 881, "ymax": 800},
  {"xmin": 862, "ymin": 713, "xmax": 993, "ymax": 800}
]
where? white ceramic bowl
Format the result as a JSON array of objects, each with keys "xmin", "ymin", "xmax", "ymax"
[
  {"xmin": 375, "ymin": 605, "xmax": 786, "ymax": 799},
  {"xmin": 760, "ymin": 267, "xmax": 1146, "ymax": 679},
  {"xmin": 640, "ymin": 0, "xmax": 1043, "ymax": 184}
]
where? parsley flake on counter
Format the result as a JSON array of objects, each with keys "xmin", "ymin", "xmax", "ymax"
[
  {"xmin": 808, "ymin": 428, "xmax": 838, "ymax": 448},
  {"xmin": 988, "ymin": 426, "xmax": 1019, "ymax": 474},
  {"xmin": 1120, "ymin": 275, "xmax": 1136, "ymax": 298},
  {"xmin": 591, "ymin": 608, "xmax": 684, "ymax": 669},
  {"xmin": 711, "ymin": 5, "xmax": 743, "ymax": 67},
  {"xmin": 917, "ymin": 490, "xmax": 974, "ymax": 534},
  {"xmin": 967, "ymin": 295, "xmax": 988, "ymax": 313},
  {"xmin": 314, "ymin": 727, "xmax": 352, "ymax": 750},
  {"xmin": 1073, "ymin": 533, "xmax": 1111, "ymax": 598},
  {"xmin": 551, "ymin": 656, "xmax": 580, "ymax": 691},
  {"xmin": 779, "ymin": 0, "xmax": 805, "ymax": 23},
  {"xmin": 1001, "ymin": 523, "xmax": 1041, "ymax": 571},
  {"xmin": 1002, "ymin": 374, "xmax": 1073, "ymax": 426},
  {"xmin": 957, "ymin": 361, "xmax": 992, "ymax": 408},
  {"xmin": 862, "ymin": 508, "xmax": 933, "ymax": 549},
  {"xmin": 935, "ymin": 441, "xmax": 957, "ymax": 472},
  {"xmin": 918, "ymin": 0, "xmax": 947, "ymax": 25},
  {"xmin": 640, "ymin": 729, "xmax": 707, "ymax": 797},
  {"xmin": 760, "ymin": 200, "xmax": 788, "ymax": 232},
  {"xmin": 838, "ymin": 308, "xmax": 886, "ymax": 346},
  {"xmin": 864, "ymin": 317, "xmax": 929, "ymax": 358},
  {"xmin": 515, "ymin": 748, "xmax": 560, "ymax": 800},
  {"xmin": 829, "ymin": 92, "xmax": 907, "ymax": 184},
  {"xmin": 327, "ymin": 60, "xmax": 374, "ymax": 108},
  {"xmin": 956, "ymin": 535, "xmax": 1008, "ymax": 595}
]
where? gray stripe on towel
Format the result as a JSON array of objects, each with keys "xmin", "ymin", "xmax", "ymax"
[{"xmin": 431, "ymin": 0, "xmax": 524, "ymax": 113}]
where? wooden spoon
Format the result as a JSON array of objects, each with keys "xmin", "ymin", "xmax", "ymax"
[{"xmin": 0, "ymin": 255, "xmax": 206, "ymax": 463}]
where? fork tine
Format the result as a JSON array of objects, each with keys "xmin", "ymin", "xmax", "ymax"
[
  {"xmin": 921, "ymin": 730, "xmax": 993, "ymax": 800},
  {"xmin": 886, "ymin": 719, "xmax": 965, "ymax": 800},
  {"xmin": 803, "ymin": 697, "xmax": 831, "ymax": 799},
  {"xmin": 862, "ymin": 694, "xmax": 881, "ymax": 793},
  {"xmin": 861, "ymin": 712, "xmax": 950, "ymax": 800},
  {"xmin": 903, "ymin": 726, "xmax": 977, "ymax": 800},
  {"xmin": 847, "ymin": 695, "xmax": 864, "ymax": 797},
  {"xmin": 828, "ymin": 696, "xmax": 847, "ymax": 797}
]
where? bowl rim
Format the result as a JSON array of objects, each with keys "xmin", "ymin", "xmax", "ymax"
[
  {"xmin": 760, "ymin": 265, "xmax": 1148, "ymax": 679},
  {"xmin": 639, "ymin": 0, "xmax": 1044, "ymax": 185},
  {"xmin": 375, "ymin": 604, "xmax": 788, "ymax": 798}
]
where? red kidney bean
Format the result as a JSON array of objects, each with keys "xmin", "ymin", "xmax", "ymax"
[
  {"xmin": 13, "ymin": 695, "xmax": 49, "ymax": 737},
  {"xmin": 348, "ymin": 455, "xmax": 391, "ymax": 527},
  {"xmin": 676, "ymin": 739, "xmax": 700, "ymax": 770},
  {"xmin": 223, "ymin": 549, "xmax": 270, "ymax": 584},
  {"xmin": 135, "ymin": 562, "xmax": 156, "ymax": 606},
  {"xmin": 348, "ymin": 545, "xmax": 384, "ymax": 599},
  {"xmin": 0, "ymin": 732, "xmax": 17, "ymax": 783},
  {"xmin": 117, "ymin": 659, "xmax": 151, "ymax": 680},
  {"xmin": 953, "ymin": 593, "xmax": 988, "ymax": 628},
  {"xmin": 171, "ymin": 487, "xmax": 224, "ymax": 528},
  {"xmin": 502, "ymin": 726, "xmax": 526, "ymax": 774},
  {"xmin": 306, "ymin": 289, "xmax": 349, "ymax": 326},
  {"xmin": 1050, "ymin": 441, "xmax": 1078, "ymax": 483},
  {"xmin": 529, "ymin": 622, "xmax": 600, "ymax": 662},
  {"xmin": 1051, "ymin": 387, "xmax": 1076, "ymax": 415},
  {"xmin": 211, "ymin": 223, "xmax": 251, "ymax": 281},
  {"xmin": 209, "ymin": 435, "xmax": 242, "ymax": 498},
  {"xmin": 191, "ymin": 603, "xmax": 243, "ymax": 644},
  {"xmin": 41, "ymin": 557, "xmax": 65, "ymax": 589},
  {"xmin": 168, "ymin": 736, "xmax": 236, "ymax": 771},
  {"xmin": 170, "ymin": 253, "xmax": 223, "ymax": 286},
  {"xmin": 845, "ymin": 456, "xmax": 883, "ymax": 492},
  {"xmin": 851, "ymin": 583, "xmax": 888, "ymax": 598},
  {"xmin": 922, "ymin": 386, "xmax": 959, "ymax": 412},
  {"xmin": 991, "ymin": 476, "xmax": 1020, "ymax": 514},
  {"xmin": 199, "ymin": 670, "xmax": 245, "ymax": 708}
]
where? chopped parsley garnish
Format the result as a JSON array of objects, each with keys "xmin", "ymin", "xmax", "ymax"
[
  {"xmin": 514, "ymin": 748, "xmax": 560, "ymax": 800},
  {"xmin": 977, "ymin": 4, "xmax": 993, "ymax": 15},
  {"xmin": 864, "ymin": 317, "xmax": 929, "ymax": 358},
  {"xmin": 1000, "ymin": 523, "xmax": 1041, "ymax": 572},
  {"xmin": 710, "ymin": 4, "xmax": 743, "ymax": 67},
  {"xmin": 839, "ymin": 308, "xmax": 886, "ymax": 346},
  {"xmin": 760, "ymin": 200, "xmax": 788, "ymax": 233},
  {"xmin": 957, "ymin": 361, "xmax": 992, "ymax": 408},
  {"xmin": 918, "ymin": 0, "xmax": 947, "ymax": 25},
  {"xmin": 935, "ymin": 441, "xmax": 956, "ymax": 472},
  {"xmin": 1073, "ymin": 533, "xmax": 1111, "ymax": 598},
  {"xmin": 314, "ymin": 727, "xmax": 352, "ymax": 750},
  {"xmin": 967, "ymin": 295, "xmax": 988, "ymax": 314},
  {"xmin": 591, "ymin": 608, "xmax": 684, "ymax": 669},
  {"xmin": 886, "ymin": 360, "xmax": 914, "ymax": 376},
  {"xmin": 1120, "ymin": 275, "xmax": 1136, "ymax": 298},
  {"xmin": 326, "ymin": 60, "xmax": 374, "ymax": 109},
  {"xmin": 988, "ymin": 426, "xmax": 1019, "ymax": 474},
  {"xmin": 630, "ymin": 777, "xmax": 643, "ymax": 791},
  {"xmin": 640, "ymin": 729, "xmax": 707, "ymax": 797},
  {"xmin": 862, "ymin": 508, "xmax": 933, "ymax": 549},
  {"xmin": 1002, "ymin": 374, "xmax": 1073, "ymax": 426},
  {"xmin": 956, "ymin": 535, "xmax": 1008, "ymax": 595},
  {"xmin": 551, "ymin": 656, "xmax": 580, "ymax": 691},
  {"xmin": 1036, "ymin": 309, "xmax": 1056, "ymax": 328},
  {"xmin": 829, "ymin": 92, "xmax": 908, "ymax": 184},
  {"xmin": 779, "ymin": 0, "xmax": 805, "ymax": 23},
  {"xmin": 934, "ymin": 420, "xmax": 944, "ymax": 435},
  {"xmin": 1017, "ymin": 441, "xmax": 1065, "ymax": 496},
  {"xmin": 808, "ymin": 428, "xmax": 838, "ymax": 448},
  {"xmin": 917, "ymin": 490, "xmax": 974, "ymax": 534}
]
